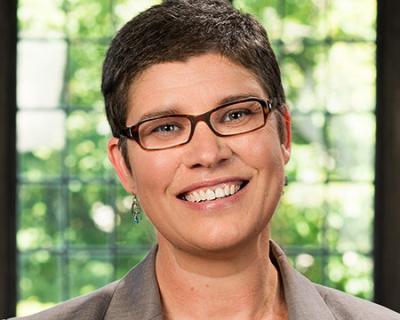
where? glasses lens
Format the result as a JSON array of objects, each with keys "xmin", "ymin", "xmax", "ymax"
[
  {"xmin": 138, "ymin": 116, "xmax": 191, "ymax": 149},
  {"xmin": 211, "ymin": 100, "xmax": 265, "ymax": 135}
]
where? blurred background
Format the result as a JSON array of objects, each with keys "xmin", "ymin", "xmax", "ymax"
[{"xmin": 1, "ymin": 0, "xmax": 399, "ymax": 317}]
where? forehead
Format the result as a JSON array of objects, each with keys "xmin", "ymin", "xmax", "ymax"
[{"xmin": 126, "ymin": 54, "xmax": 266, "ymax": 122}]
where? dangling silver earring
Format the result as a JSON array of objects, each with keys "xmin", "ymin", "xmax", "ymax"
[
  {"xmin": 131, "ymin": 195, "xmax": 142, "ymax": 224},
  {"xmin": 284, "ymin": 176, "xmax": 288, "ymax": 186}
]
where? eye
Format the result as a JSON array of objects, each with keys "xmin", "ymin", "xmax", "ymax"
[
  {"xmin": 222, "ymin": 109, "xmax": 252, "ymax": 122},
  {"xmin": 152, "ymin": 123, "xmax": 180, "ymax": 133},
  {"xmin": 139, "ymin": 117, "xmax": 187, "ymax": 139}
]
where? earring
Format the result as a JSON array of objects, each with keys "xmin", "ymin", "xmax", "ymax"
[
  {"xmin": 284, "ymin": 176, "xmax": 288, "ymax": 186},
  {"xmin": 131, "ymin": 195, "xmax": 142, "ymax": 224}
]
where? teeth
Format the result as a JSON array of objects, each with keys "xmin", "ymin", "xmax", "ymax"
[
  {"xmin": 206, "ymin": 189, "xmax": 216, "ymax": 200},
  {"xmin": 183, "ymin": 183, "xmax": 243, "ymax": 203},
  {"xmin": 215, "ymin": 188, "xmax": 224, "ymax": 198},
  {"xmin": 224, "ymin": 185, "xmax": 230, "ymax": 195}
]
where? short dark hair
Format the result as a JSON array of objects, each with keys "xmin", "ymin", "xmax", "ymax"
[{"xmin": 102, "ymin": 0, "xmax": 286, "ymax": 165}]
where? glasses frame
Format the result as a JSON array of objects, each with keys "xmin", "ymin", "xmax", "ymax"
[{"xmin": 119, "ymin": 97, "xmax": 275, "ymax": 150}]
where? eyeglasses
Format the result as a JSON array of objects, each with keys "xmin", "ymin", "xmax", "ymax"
[{"xmin": 119, "ymin": 97, "xmax": 274, "ymax": 150}]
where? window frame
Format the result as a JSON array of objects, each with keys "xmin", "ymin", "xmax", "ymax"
[
  {"xmin": 374, "ymin": 0, "xmax": 400, "ymax": 312},
  {"xmin": 1, "ymin": 0, "xmax": 400, "ymax": 317},
  {"xmin": 0, "ymin": 0, "xmax": 17, "ymax": 318}
]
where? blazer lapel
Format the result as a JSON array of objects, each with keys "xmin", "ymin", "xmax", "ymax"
[
  {"xmin": 104, "ymin": 246, "xmax": 163, "ymax": 320},
  {"xmin": 270, "ymin": 241, "xmax": 336, "ymax": 320}
]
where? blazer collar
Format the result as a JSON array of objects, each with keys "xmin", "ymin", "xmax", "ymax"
[
  {"xmin": 270, "ymin": 241, "xmax": 336, "ymax": 320},
  {"xmin": 105, "ymin": 246, "xmax": 162, "ymax": 320}
]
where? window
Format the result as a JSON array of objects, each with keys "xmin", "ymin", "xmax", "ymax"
[{"xmin": 16, "ymin": 0, "xmax": 376, "ymax": 316}]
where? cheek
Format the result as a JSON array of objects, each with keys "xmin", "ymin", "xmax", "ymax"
[
  {"xmin": 129, "ymin": 148, "xmax": 180, "ymax": 192},
  {"xmin": 233, "ymin": 126, "xmax": 284, "ymax": 170}
]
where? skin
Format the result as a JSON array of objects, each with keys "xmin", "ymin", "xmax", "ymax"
[{"xmin": 108, "ymin": 53, "xmax": 291, "ymax": 319}]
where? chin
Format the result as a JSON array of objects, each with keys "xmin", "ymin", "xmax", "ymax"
[{"xmin": 182, "ymin": 225, "xmax": 265, "ymax": 257}]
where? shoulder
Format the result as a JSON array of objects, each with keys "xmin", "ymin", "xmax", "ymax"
[
  {"xmin": 315, "ymin": 284, "xmax": 400, "ymax": 320},
  {"xmin": 10, "ymin": 281, "xmax": 119, "ymax": 320},
  {"xmin": 8, "ymin": 247, "xmax": 161, "ymax": 320},
  {"xmin": 270, "ymin": 240, "xmax": 400, "ymax": 320}
]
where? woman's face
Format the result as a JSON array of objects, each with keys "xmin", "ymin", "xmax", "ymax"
[{"xmin": 109, "ymin": 53, "xmax": 291, "ymax": 255}]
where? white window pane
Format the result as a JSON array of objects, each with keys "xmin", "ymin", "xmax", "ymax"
[
  {"xmin": 17, "ymin": 40, "xmax": 67, "ymax": 108},
  {"xmin": 17, "ymin": 111, "xmax": 65, "ymax": 152}
]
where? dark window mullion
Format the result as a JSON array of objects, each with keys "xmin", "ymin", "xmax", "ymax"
[
  {"xmin": 0, "ymin": 0, "xmax": 17, "ymax": 318},
  {"xmin": 374, "ymin": 0, "xmax": 400, "ymax": 313}
]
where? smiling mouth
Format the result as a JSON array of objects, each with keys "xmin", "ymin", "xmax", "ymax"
[{"xmin": 178, "ymin": 181, "xmax": 249, "ymax": 203}]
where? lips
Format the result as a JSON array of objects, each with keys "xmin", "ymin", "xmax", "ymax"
[{"xmin": 178, "ymin": 180, "xmax": 249, "ymax": 203}]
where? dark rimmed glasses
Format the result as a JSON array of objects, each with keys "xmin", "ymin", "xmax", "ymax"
[{"xmin": 119, "ymin": 97, "xmax": 275, "ymax": 150}]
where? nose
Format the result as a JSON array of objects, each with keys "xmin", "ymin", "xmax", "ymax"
[{"xmin": 182, "ymin": 121, "xmax": 232, "ymax": 169}]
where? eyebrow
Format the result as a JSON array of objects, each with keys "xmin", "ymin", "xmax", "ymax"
[
  {"xmin": 218, "ymin": 93, "xmax": 260, "ymax": 106},
  {"xmin": 138, "ymin": 108, "xmax": 181, "ymax": 123},
  {"xmin": 136, "ymin": 93, "xmax": 261, "ymax": 123}
]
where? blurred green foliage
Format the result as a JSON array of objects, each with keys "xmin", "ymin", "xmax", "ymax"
[{"xmin": 16, "ymin": 0, "xmax": 376, "ymax": 315}]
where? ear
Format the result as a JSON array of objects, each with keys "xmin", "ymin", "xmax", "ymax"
[
  {"xmin": 280, "ymin": 105, "xmax": 291, "ymax": 165},
  {"xmin": 107, "ymin": 137, "xmax": 137, "ymax": 194}
]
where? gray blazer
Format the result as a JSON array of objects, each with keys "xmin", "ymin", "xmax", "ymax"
[{"xmin": 10, "ymin": 242, "xmax": 400, "ymax": 320}]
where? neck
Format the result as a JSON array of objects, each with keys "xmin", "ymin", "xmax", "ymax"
[{"xmin": 155, "ymin": 233, "xmax": 287, "ymax": 320}]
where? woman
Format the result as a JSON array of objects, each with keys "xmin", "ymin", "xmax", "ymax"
[{"xmin": 12, "ymin": 0, "xmax": 400, "ymax": 319}]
